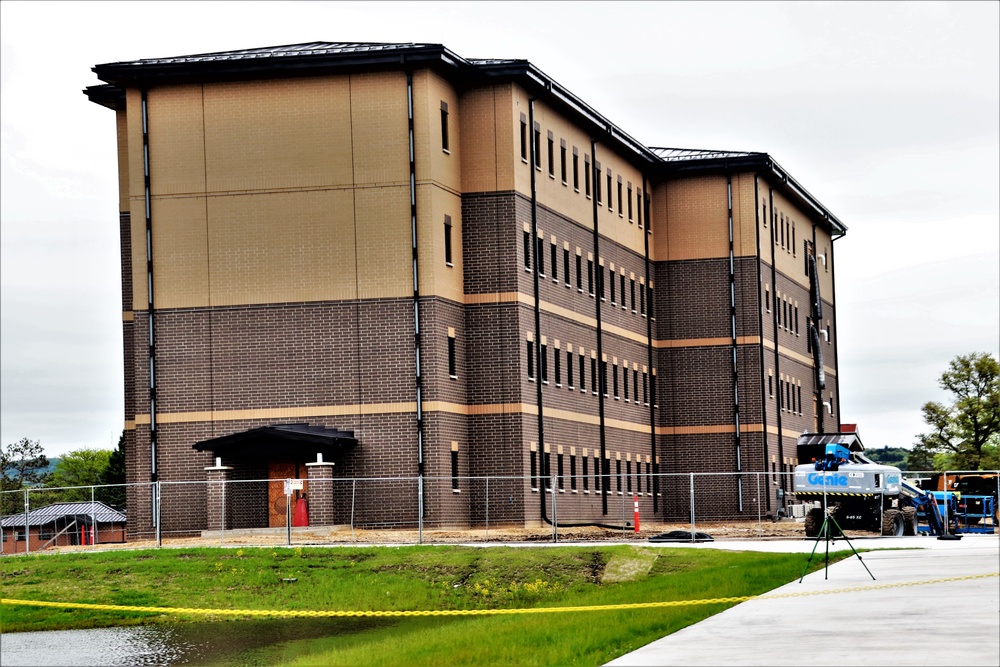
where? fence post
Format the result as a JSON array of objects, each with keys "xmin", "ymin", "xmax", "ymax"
[
  {"xmin": 621, "ymin": 472, "xmax": 627, "ymax": 539},
  {"xmin": 484, "ymin": 476, "xmax": 490, "ymax": 544},
  {"xmin": 286, "ymin": 480, "xmax": 292, "ymax": 546},
  {"xmin": 91, "ymin": 486, "xmax": 97, "ymax": 548},
  {"xmin": 23, "ymin": 488, "xmax": 29, "ymax": 555},
  {"xmin": 221, "ymin": 479, "xmax": 226, "ymax": 546},
  {"xmin": 418, "ymin": 475, "xmax": 424, "ymax": 545},
  {"xmin": 155, "ymin": 482, "xmax": 161, "ymax": 548},
  {"xmin": 351, "ymin": 478, "xmax": 356, "ymax": 543},
  {"xmin": 689, "ymin": 473, "xmax": 696, "ymax": 540},
  {"xmin": 551, "ymin": 473, "xmax": 557, "ymax": 542},
  {"xmin": 756, "ymin": 473, "xmax": 762, "ymax": 538}
]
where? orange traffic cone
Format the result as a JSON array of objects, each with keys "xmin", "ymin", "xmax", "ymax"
[{"xmin": 293, "ymin": 494, "xmax": 309, "ymax": 527}]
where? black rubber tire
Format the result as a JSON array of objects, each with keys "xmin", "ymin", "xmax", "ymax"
[
  {"xmin": 805, "ymin": 508, "xmax": 824, "ymax": 537},
  {"xmin": 882, "ymin": 509, "xmax": 904, "ymax": 536},
  {"xmin": 901, "ymin": 507, "xmax": 918, "ymax": 536}
]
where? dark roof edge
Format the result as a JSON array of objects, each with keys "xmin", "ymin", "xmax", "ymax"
[{"xmin": 650, "ymin": 149, "xmax": 847, "ymax": 237}]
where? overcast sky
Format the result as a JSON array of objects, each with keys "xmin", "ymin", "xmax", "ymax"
[{"xmin": 1, "ymin": 1, "xmax": 998, "ymax": 458}]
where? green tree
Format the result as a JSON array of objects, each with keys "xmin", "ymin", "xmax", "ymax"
[
  {"xmin": 1, "ymin": 438, "xmax": 50, "ymax": 514},
  {"xmin": 46, "ymin": 448, "xmax": 113, "ymax": 502},
  {"xmin": 915, "ymin": 352, "xmax": 1000, "ymax": 470},
  {"xmin": 97, "ymin": 431, "xmax": 127, "ymax": 508},
  {"xmin": 864, "ymin": 446, "xmax": 909, "ymax": 470}
]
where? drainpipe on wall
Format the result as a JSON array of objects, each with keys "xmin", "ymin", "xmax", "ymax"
[
  {"xmin": 529, "ymin": 99, "xmax": 547, "ymax": 524},
  {"xmin": 591, "ymin": 140, "xmax": 608, "ymax": 516},
  {"xmin": 642, "ymin": 176, "xmax": 657, "ymax": 513},
  {"xmin": 753, "ymin": 175, "xmax": 770, "ymax": 513},
  {"xmin": 406, "ymin": 72, "xmax": 426, "ymax": 522},
  {"xmin": 768, "ymin": 187, "xmax": 785, "ymax": 495},
  {"xmin": 726, "ymin": 175, "xmax": 743, "ymax": 512},
  {"xmin": 141, "ymin": 90, "xmax": 159, "ymax": 528}
]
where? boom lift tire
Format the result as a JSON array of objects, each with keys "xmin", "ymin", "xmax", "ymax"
[
  {"xmin": 882, "ymin": 509, "xmax": 904, "ymax": 536},
  {"xmin": 805, "ymin": 508, "xmax": 824, "ymax": 537},
  {"xmin": 901, "ymin": 506, "xmax": 918, "ymax": 536}
]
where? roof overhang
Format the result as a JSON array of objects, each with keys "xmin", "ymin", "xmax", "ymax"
[{"xmin": 193, "ymin": 424, "xmax": 357, "ymax": 459}]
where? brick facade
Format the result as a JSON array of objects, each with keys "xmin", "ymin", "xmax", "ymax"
[{"xmin": 88, "ymin": 42, "xmax": 847, "ymax": 536}]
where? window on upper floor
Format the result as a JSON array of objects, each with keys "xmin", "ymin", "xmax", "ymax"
[
  {"xmin": 444, "ymin": 215, "xmax": 453, "ymax": 266},
  {"xmin": 440, "ymin": 102, "xmax": 450, "ymax": 152},
  {"xmin": 520, "ymin": 114, "xmax": 528, "ymax": 162}
]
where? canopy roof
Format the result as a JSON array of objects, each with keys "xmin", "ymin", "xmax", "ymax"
[{"xmin": 193, "ymin": 423, "xmax": 357, "ymax": 459}]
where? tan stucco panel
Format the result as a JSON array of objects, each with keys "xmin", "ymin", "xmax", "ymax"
[
  {"xmin": 350, "ymin": 72, "xmax": 409, "ymax": 187},
  {"xmin": 151, "ymin": 197, "xmax": 209, "ymax": 309},
  {"xmin": 147, "ymin": 86, "xmax": 206, "ymax": 196},
  {"xmin": 653, "ymin": 176, "xmax": 730, "ymax": 261},
  {"xmin": 355, "ymin": 185, "xmax": 412, "ymax": 299},
  {"xmin": 206, "ymin": 190, "xmax": 358, "ymax": 306},
  {"xmin": 460, "ymin": 87, "xmax": 507, "ymax": 193},
  {"xmin": 115, "ymin": 109, "xmax": 130, "ymax": 213},
  {"xmin": 413, "ymin": 70, "xmax": 461, "ymax": 193},
  {"xmin": 416, "ymin": 185, "xmax": 464, "ymax": 302},
  {"xmin": 203, "ymin": 77, "xmax": 355, "ymax": 192}
]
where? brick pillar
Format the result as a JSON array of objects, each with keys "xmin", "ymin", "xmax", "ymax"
[
  {"xmin": 204, "ymin": 459, "xmax": 233, "ymax": 531},
  {"xmin": 306, "ymin": 458, "xmax": 336, "ymax": 526}
]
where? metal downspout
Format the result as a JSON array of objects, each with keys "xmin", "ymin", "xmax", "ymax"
[
  {"xmin": 753, "ymin": 175, "xmax": 770, "ymax": 512},
  {"xmin": 768, "ymin": 187, "xmax": 785, "ymax": 494},
  {"xmin": 406, "ymin": 72, "xmax": 426, "ymax": 522},
  {"xmin": 727, "ymin": 176, "xmax": 743, "ymax": 511},
  {"xmin": 529, "ymin": 100, "xmax": 548, "ymax": 523},
  {"xmin": 829, "ymin": 239, "xmax": 840, "ymax": 423},
  {"xmin": 642, "ymin": 177, "xmax": 657, "ymax": 512},
  {"xmin": 591, "ymin": 140, "xmax": 608, "ymax": 516},
  {"xmin": 141, "ymin": 91, "xmax": 159, "ymax": 533},
  {"xmin": 811, "ymin": 224, "xmax": 824, "ymax": 434}
]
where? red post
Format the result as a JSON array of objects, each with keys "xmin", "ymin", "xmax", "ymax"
[
  {"xmin": 80, "ymin": 525, "xmax": 87, "ymax": 545},
  {"xmin": 633, "ymin": 495, "xmax": 640, "ymax": 533}
]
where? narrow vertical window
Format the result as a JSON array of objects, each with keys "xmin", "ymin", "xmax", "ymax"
[
  {"xmin": 617, "ymin": 178, "xmax": 623, "ymax": 216},
  {"xmin": 630, "ymin": 279, "xmax": 636, "ymax": 312},
  {"xmin": 594, "ymin": 455, "xmax": 600, "ymax": 494},
  {"xmin": 440, "ymin": 101, "xmax": 450, "ymax": 152},
  {"xmin": 573, "ymin": 148, "xmax": 580, "ymax": 191},
  {"xmin": 765, "ymin": 287, "xmax": 771, "ymax": 311},
  {"xmin": 544, "ymin": 451, "xmax": 551, "ymax": 489},
  {"xmin": 587, "ymin": 259, "xmax": 594, "ymax": 295},
  {"xmin": 520, "ymin": 114, "xmax": 528, "ymax": 161},
  {"xmin": 598, "ymin": 265, "xmax": 605, "ymax": 300},
  {"xmin": 523, "ymin": 231, "xmax": 531, "ymax": 270},
  {"xmin": 551, "ymin": 242, "xmax": 558, "ymax": 281},
  {"xmin": 601, "ymin": 360, "xmax": 608, "ymax": 397},
  {"xmin": 640, "ymin": 281, "xmax": 646, "ymax": 314},
  {"xmin": 560, "ymin": 139, "xmax": 567, "ymax": 183},
  {"xmin": 612, "ymin": 363, "xmax": 619, "ymax": 399},
  {"xmin": 626, "ymin": 460, "xmax": 632, "ymax": 493},
  {"xmin": 627, "ymin": 183, "xmax": 633, "ymax": 220},
  {"xmin": 451, "ymin": 444, "xmax": 459, "ymax": 491},
  {"xmin": 795, "ymin": 306, "xmax": 800, "ymax": 334},
  {"xmin": 554, "ymin": 347, "xmax": 562, "ymax": 386},
  {"xmin": 566, "ymin": 349, "xmax": 574, "ymax": 388},
  {"xmin": 547, "ymin": 131, "xmax": 555, "ymax": 176},
  {"xmin": 595, "ymin": 161, "xmax": 602, "ymax": 204},
  {"xmin": 557, "ymin": 453, "xmax": 564, "ymax": 490},
  {"xmin": 576, "ymin": 254, "xmax": 582, "ymax": 291},
  {"xmin": 646, "ymin": 462, "xmax": 652, "ymax": 496},
  {"xmin": 448, "ymin": 334, "xmax": 457, "ymax": 378},
  {"xmin": 643, "ymin": 371, "xmax": 648, "ymax": 404},
  {"xmin": 620, "ymin": 274, "xmax": 626, "ymax": 309},
  {"xmin": 570, "ymin": 454, "xmax": 577, "ymax": 490},
  {"xmin": 607, "ymin": 171, "xmax": 613, "ymax": 211},
  {"xmin": 530, "ymin": 447, "xmax": 538, "ymax": 490},
  {"xmin": 768, "ymin": 373, "xmax": 774, "ymax": 397},
  {"xmin": 591, "ymin": 357, "xmax": 598, "ymax": 394},
  {"xmin": 527, "ymin": 340, "xmax": 535, "ymax": 380},
  {"xmin": 616, "ymin": 458, "xmax": 622, "ymax": 493},
  {"xmin": 633, "ymin": 367, "xmax": 638, "ymax": 403},
  {"xmin": 536, "ymin": 235, "xmax": 545, "ymax": 276},
  {"xmin": 563, "ymin": 248, "xmax": 570, "ymax": 286},
  {"xmin": 636, "ymin": 461, "xmax": 641, "ymax": 493},
  {"xmin": 792, "ymin": 223, "xmax": 796, "ymax": 255},
  {"xmin": 580, "ymin": 353, "xmax": 586, "ymax": 393},
  {"xmin": 533, "ymin": 122, "xmax": 541, "ymax": 169},
  {"xmin": 623, "ymin": 366, "xmax": 629, "ymax": 401},
  {"xmin": 444, "ymin": 215, "xmax": 453, "ymax": 266},
  {"xmin": 541, "ymin": 343, "xmax": 548, "ymax": 383},
  {"xmin": 647, "ymin": 285, "xmax": 653, "ymax": 317},
  {"xmin": 610, "ymin": 270, "xmax": 616, "ymax": 304},
  {"xmin": 582, "ymin": 456, "xmax": 589, "ymax": 491}
]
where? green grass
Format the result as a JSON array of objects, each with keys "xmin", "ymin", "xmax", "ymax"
[{"xmin": 1, "ymin": 544, "xmax": 850, "ymax": 666}]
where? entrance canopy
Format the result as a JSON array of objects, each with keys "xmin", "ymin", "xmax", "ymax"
[{"xmin": 193, "ymin": 423, "xmax": 357, "ymax": 460}]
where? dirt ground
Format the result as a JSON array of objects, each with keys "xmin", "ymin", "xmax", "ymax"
[{"xmin": 25, "ymin": 518, "xmax": 837, "ymax": 555}]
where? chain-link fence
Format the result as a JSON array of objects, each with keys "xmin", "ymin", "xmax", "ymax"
[{"xmin": 2, "ymin": 470, "xmax": 996, "ymax": 553}]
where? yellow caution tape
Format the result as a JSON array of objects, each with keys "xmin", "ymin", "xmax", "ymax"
[{"xmin": 3, "ymin": 572, "xmax": 995, "ymax": 618}]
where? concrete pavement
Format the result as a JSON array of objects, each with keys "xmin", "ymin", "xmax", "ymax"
[{"xmin": 606, "ymin": 534, "xmax": 1000, "ymax": 666}]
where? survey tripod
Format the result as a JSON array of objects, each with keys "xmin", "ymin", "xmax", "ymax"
[{"xmin": 799, "ymin": 455, "xmax": 875, "ymax": 583}]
